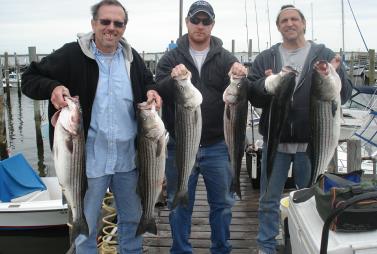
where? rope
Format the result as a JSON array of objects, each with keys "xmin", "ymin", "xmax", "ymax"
[
  {"xmin": 346, "ymin": 0, "xmax": 369, "ymax": 51},
  {"xmin": 97, "ymin": 192, "xmax": 118, "ymax": 254}
]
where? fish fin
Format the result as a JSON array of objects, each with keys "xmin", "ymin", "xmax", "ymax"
[
  {"xmin": 225, "ymin": 105, "xmax": 231, "ymax": 120},
  {"xmin": 331, "ymin": 100, "xmax": 338, "ymax": 117},
  {"xmin": 306, "ymin": 144, "xmax": 317, "ymax": 186},
  {"xmin": 136, "ymin": 216, "xmax": 157, "ymax": 236},
  {"xmin": 156, "ymin": 134, "xmax": 165, "ymax": 157},
  {"xmin": 51, "ymin": 110, "xmax": 61, "ymax": 127},
  {"xmin": 172, "ymin": 190, "xmax": 189, "ymax": 209},
  {"xmin": 65, "ymin": 136, "xmax": 74, "ymax": 153}
]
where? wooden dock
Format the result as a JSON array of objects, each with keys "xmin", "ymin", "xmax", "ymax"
[{"xmin": 141, "ymin": 159, "xmax": 284, "ymax": 254}]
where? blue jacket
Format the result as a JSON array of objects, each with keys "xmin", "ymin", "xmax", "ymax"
[{"xmin": 248, "ymin": 41, "xmax": 353, "ymax": 142}]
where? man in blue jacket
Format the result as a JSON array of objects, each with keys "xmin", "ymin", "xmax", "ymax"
[
  {"xmin": 22, "ymin": 0, "xmax": 161, "ymax": 253},
  {"xmin": 247, "ymin": 5, "xmax": 353, "ymax": 254}
]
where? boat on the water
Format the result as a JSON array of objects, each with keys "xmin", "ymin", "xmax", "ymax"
[
  {"xmin": 0, "ymin": 154, "xmax": 68, "ymax": 230},
  {"xmin": 2, "ymin": 72, "xmax": 20, "ymax": 88}
]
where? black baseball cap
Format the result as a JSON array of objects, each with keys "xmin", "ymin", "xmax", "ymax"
[{"xmin": 187, "ymin": 1, "xmax": 215, "ymax": 20}]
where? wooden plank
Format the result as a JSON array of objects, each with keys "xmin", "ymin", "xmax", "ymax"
[{"xmin": 142, "ymin": 161, "xmax": 266, "ymax": 253}]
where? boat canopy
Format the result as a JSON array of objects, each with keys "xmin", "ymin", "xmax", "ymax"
[{"xmin": 0, "ymin": 154, "xmax": 46, "ymax": 202}]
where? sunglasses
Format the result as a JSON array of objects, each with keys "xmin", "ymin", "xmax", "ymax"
[
  {"xmin": 189, "ymin": 16, "xmax": 213, "ymax": 26},
  {"xmin": 98, "ymin": 19, "xmax": 125, "ymax": 28}
]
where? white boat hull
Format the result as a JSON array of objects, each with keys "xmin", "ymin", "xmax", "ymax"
[{"xmin": 0, "ymin": 177, "xmax": 69, "ymax": 230}]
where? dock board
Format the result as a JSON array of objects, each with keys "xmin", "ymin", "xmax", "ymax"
[{"xmin": 142, "ymin": 160, "xmax": 271, "ymax": 254}]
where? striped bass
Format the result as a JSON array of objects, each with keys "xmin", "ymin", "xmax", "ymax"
[
  {"xmin": 52, "ymin": 96, "xmax": 88, "ymax": 253},
  {"xmin": 136, "ymin": 102, "xmax": 167, "ymax": 236},
  {"xmin": 310, "ymin": 60, "xmax": 341, "ymax": 184},
  {"xmin": 173, "ymin": 70, "xmax": 202, "ymax": 208},
  {"xmin": 265, "ymin": 67, "xmax": 297, "ymax": 182},
  {"xmin": 223, "ymin": 76, "xmax": 248, "ymax": 198}
]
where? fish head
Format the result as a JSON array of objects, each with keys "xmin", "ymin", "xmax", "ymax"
[
  {"xmin": 223, "ymin": 77, "xmax": 247, "ymax": 104},
  {"xmin": 265, "ymin": 66, "xmax": 297, "ymax": 95},
  {"xmin": 312, "ymin": 61, "xmax": 341, "ymax": 100},
  {"xmin": 281, "ymin": 66, "xmax": 298, "ymax": 75},
  {"xmin": 137, "ymin": 102, "xmax": 165, "ymax": 140},
  {"xmin": 58, "ymin": 96, "xmax": 82, "ymax": 136},
  {"xmin": 175, "ymin": 76, "xmax": 203, "ymax": 109}
]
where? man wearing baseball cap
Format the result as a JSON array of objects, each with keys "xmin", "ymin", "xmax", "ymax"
[{"xmin": 155, "ymin": 1, "xmax": 248, "ymax": 253}]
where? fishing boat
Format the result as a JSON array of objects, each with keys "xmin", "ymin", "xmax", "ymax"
[
  {"xmin": 0, "ymin": 154, "xmax": 68, "ymax": 230},
  {"xmin": 2, "ymin": 72, "xmax": 20, "ymax": 88}
]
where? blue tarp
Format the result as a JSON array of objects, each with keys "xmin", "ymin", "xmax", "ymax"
[{"xmin": 0, "ymin": 153, "xmax": 46, "ymax": 202}]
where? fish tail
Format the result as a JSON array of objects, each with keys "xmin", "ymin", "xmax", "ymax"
[
  {"xmin": 65, "ymin": 243, "xmax": 76, "ymax": 254},
  {"xmin": 172, "ymin": 190, "xmax": 189, "ymax": 209},
  {"xmin": 136, "ymin": 215, "xmax": 157, "ymax": 236},
  {"xmin": 230, "ymin": 180, "xmax": 242, "ymax": 200},
  {"xmin": 69, "ymin": 216, "xmax": 89, "ymax": 246},
  {"xmin": 80, "ymin": 215, "xmax": 89, "ymax": 236}
]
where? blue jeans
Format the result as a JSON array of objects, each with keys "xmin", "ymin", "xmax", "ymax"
[
  {"xmin": 75, "ymin": 170, "xmax": 142, "ymax": 254},
  {"xmin": 257, "ymin": 146, "xmax": 311, "ymax": 254},
  {"xmin": 166, "ymin": 139, "xmax": 235, "ymax": 254}
]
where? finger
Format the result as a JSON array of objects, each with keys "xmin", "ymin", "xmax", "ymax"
[
  {"xmin": 265, "ymin": 69, "xmax": 273, "ymax": 76},
  {"xmin": 155, "ymin": 97, "xmax": 162, "ymax": 109}
]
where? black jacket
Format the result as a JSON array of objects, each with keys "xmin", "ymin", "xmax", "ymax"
[
  {"xmin": 154, "ymin": 34, "xmax": 238, "ymax": 146},
  {"xmin": 248, "ymin": 42, "xmax": 353, "ymax": 142},
  {"xmin": 22, "ymin": 32, "xmax": 154, "ymax": 149}
]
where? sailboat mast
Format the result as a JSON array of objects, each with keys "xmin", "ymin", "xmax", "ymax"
[
  {"xmin": 253, "ymin": 0, "xmax": 260, "ymax": 52},
  {"xmin": 341, "ymin": 0, "xmax": 345, "ymax": 52},
  {"xmin": 267, "ymin": 0, "xmax": 271, "ymax": 48},
  {"xmin": 179, "ymin": 0, "xmax": 183, "ymax": 38},
  {"xmin": 311, "ymin": 2, "xmax": 314, "ymax": 41}
]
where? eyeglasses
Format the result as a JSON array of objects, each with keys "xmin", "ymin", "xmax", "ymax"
[
  {"xmin": 97, "ymin": 19, "xmax": 125, "ymax": 28},
  {"xmin": 189, "ymin": 16, "xmax": 213, "ymax": 26}
]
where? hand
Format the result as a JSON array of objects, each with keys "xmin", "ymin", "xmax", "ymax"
[
  {"xmin": 51, "ymin": 85, "xmax": 70, "ymax": 109},
  {"xmin": 146, "ymin": 90, "xmax": 162, "ymax": 110},
  {"xmin": 171, "ymin": 64, "xmax": 190, "ymax": 80},
  {"xmin": 228, "ymin": 62, "xmax": 248, "ymax": 78}
]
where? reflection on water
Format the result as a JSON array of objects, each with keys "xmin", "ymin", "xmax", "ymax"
[{"xmin": 3, "ymin": 88, "xmax": 54, "ymax": 176}]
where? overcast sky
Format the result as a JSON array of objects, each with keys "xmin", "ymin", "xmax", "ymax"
[{"xmin": 0, "ymin": 0, "xmax": 376, "ymax": 55}]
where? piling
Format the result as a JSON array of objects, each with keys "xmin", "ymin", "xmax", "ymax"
[
  {"xmin": 347, "ymin": 139, "xmax": 361, "ymax": 173},
  {"xmin": 368, "ymin": 49, "xmax": 375, "ymax": 85},
  {"xmin": 28, "ymin": 46, "xmax": 46, "ymax": 176},
  {"xmin": 4, "ymin": 52, "xmax": 10, "ymax": 104},
  {"xmin": 349, "ymin": 52, "xmax": 355, "ymax": 83},
  {"xmin": 14, "ymin": 52, "xmax": 21, "ymax": 95},
  {"xmin": 0, "ymin": 58, "xmax": 9, "ymax": 159},
  {"xmin": 248, "ymin": 39, "xmax": 253, "ymax": 62}
]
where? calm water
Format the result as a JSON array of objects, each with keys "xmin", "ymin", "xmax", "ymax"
[{"xmin": 3, "ymin": 87, "xmax": 54, "ymax": 176}]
